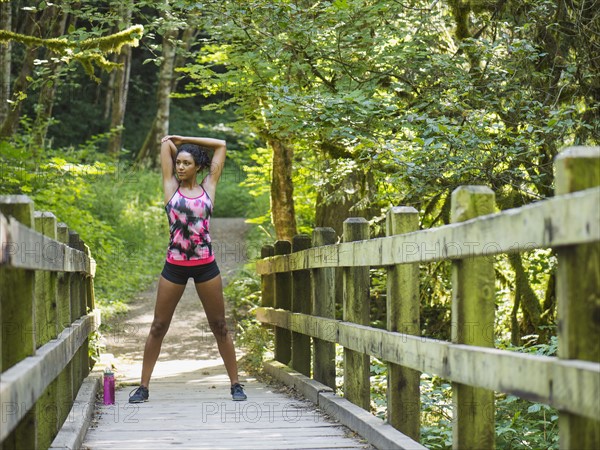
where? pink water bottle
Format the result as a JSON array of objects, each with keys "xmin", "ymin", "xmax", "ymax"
[{"xmin": 103, "ymin": 367, "xmax": 115, "ymax": 405}]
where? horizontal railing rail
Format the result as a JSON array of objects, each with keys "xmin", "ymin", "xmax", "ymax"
[{"xmin": 256, "ymin": 187, "xmax": 600, "ymax": 274}]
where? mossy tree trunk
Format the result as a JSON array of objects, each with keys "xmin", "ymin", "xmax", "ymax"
[
  {"xmin": 0, "ymin": 1, "xmax": 11, "ymax": 125},
  {"xmin": 268, "ymin": 136, "xmax": 297, "ymax": 241},
  {"xmin": 136, "ymin": 25, "xmax": 177, "ymax": 167},
  {"xmin": 107, "ymin": 0, "xmax": 133, "ymax": 157},
  {"xmin": 31, "ymin": 6, "xmax": 68, "ymax": 149}
]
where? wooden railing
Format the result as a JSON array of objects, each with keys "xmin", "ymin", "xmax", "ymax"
[
  {"xmin": 0, "ymin": 195, "xmax": 99, "ymax": 450},
  {"xmin": 255, "ymin": 146, "xmax": 600, "ymax": 449}
]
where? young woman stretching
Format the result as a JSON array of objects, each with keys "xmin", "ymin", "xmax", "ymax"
[{"xmin": 129, "ymin": 135, "xmax": 247, "ymax": 403}]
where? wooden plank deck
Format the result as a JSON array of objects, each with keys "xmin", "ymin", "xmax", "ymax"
[
  {"xmin": 82, "ymin": 367, "xmax": 371, "ymax": 450},
  {"xmin": 82, "ymin": 219, "xmax": 372, "ymax": 450}
]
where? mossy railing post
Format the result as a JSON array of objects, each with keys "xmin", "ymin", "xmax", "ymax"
[
  {"xmin": 292, "ymin": 234, "xmax": 312, "ymax": 376},
  {"xmin": 342, "ymin": 217, "xmax": 370, "ymax": 410},
  {"xmin": 34, "ymin": 211, "xmax": 59, "ymax": 449},
  {"xmin": 68, "ymin": 230, "xmax": 85, "ymax": 395},
  {"xmin": 0, "ymin": 196, "xmax": 37, "ymax": 450},
  {"xmin": 56, "ymin": 222, "xmax": 74, "ymax": 431},
  {"xmin": 311, "ymin": 227, "xmax": 337, "ymax": 390},
  {"xmin": 450, "ymin": 186, "xmax": 496, "ymax": 450},
  {"xmin": 274, "ymin": 240, "xmax": 292, "ymax": 365},
  {"xmin": 555, "ymin": 146, "xmax": 600, "ymax": 449},
  {"xmin": 385, "ymin": 206, "xmax": 420, "ymax": 439},
  {"xmin": 260, "ymin": 245, "xmax": 275, "ymax": 309}
]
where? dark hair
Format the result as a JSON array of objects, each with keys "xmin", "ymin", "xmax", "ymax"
[{"xmin": 177, "ymin": 144, "xmax": 211, "ymax": 170}]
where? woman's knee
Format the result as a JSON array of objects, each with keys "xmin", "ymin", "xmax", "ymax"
[
  {"xmin": 208, "ymin": 319, "xmax": 229, "ymax": 339},
  {"xmin": 149, "ymin": 319, "xmax": 170, "ymax": 338}
]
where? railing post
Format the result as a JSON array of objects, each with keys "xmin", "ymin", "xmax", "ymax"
[
  {"xmin": 450, "ymin": 186, "xmax": 496, "ymax": 450},
  {"xmin": 342, "ymin": 217, "xmax": 370, "ymax": 410},
  {"xmin": 274, "ymin": 240, "xmax": 292, "ymax": 365},
  {"xmin": 34, "ymin": 211, "xmax": 59, "ymax": 449},
  {"xmin": 311, "ymin": 227, "xmax": 337, "ymax": 390},
  {"xmin": 0, "ymin": 195, "xmax": 37, "ymax": 450},
  {"xmin": 67, "ymin": 230, "xmax": 86, "ymax": 391},
  {"xmin": 34, "ymin": 212, "xmax": 58, "ymax": 345},
  {"xmin": 555, "ymin": 146, "xmax": 600, "ymax": 449},
  {"xmin": 386, "ymin": 206, "xmax": 420, "ymax": 439},
  {"xmin": 292, "ymin": 234, "xmax": 312, "ymax": 376},
  {"xmin": 260, "ymin": 245, "xmax": 275, "ymax": 308},
  {"xmin": 56, "ymin": 222, "xmax": 74, "ymax": 429}
]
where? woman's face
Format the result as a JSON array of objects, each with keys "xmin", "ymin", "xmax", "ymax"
[{"xmin": 175, "ymin": 152, "xmax": 198, "ymax": 181}]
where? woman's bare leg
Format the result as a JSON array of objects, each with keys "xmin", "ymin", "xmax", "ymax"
[
  {"xmin": 194, "ymin": 275, "xmax": 240, "ymax": 384},
  {"xmin": 140, "ymin": 276, "xmax": 186, "ymax": 388}
]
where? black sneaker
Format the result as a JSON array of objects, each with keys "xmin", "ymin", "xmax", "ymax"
[
  {"xmin": 128, "ymin": 385, "xmax": 149, "ymax": 403},
  {"xmin": 231, "ymin": 383, "xmax": 247, "ymax": 401}
]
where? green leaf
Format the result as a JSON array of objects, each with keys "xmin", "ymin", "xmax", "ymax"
[{"xmin": 527, "ymin": 403, "xmax": 542, "ymax": 413}]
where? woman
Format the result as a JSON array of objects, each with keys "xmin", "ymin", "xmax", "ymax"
[{"xmin": 128, "ymin": 135, "xmax": 247, "ymax": 403}]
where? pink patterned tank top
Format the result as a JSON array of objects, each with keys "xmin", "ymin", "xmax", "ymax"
[{"xmin": 165, "ymin": 187, "xmax": 214, "ymax": 266}]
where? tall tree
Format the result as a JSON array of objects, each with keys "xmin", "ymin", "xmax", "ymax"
[
  {"xmin": 135, "ymin": 22, "xmax": 177, "ymax": 167},
  {"xmin": 0, "ymin": 1, "xmax": 11, "ymax": 125},
  {"xmin": 31, "ymin": 5, "xmax": 69, "ymax": 149},
  {"xmin": 106, "ymin": 0, "xmax": 134, "ymax": 157}
]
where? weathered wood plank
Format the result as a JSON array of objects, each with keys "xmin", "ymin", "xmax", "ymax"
[
  {"xmin": 0, "ymin": 213, "xmax": 91, "ymax": 273},
  {"xmin": 555, "ymin": 146, "xmax": 600, "ymax": 449},
  {"xmin": 311, "ymin": 227, "xmax": 337, "ymax": 390},
  {"xmin": 274, "ymin": 240, "xmax": 292, "ymax": 365},
  {"xmin": 256, "ymin": 187, "xmax": 600, "ymax": 274},
  {"xmin": 450, "ymin": 186, "xmax": 496, "ymax": 450},
  {"xmin": 83, "ymin": 373, "xmax": 368, "ymax": 450},
  {"xmin": 386, "ymin": 206, "xmax": 421, "ymax": 439},
  {"xmin": 291, "ymin": 234, "xmax": 312, "ymax": 376},
  {"xmin": 255, "ymin": 308, "xmax": 600, "ymax": 419},
  {"xmin": 0, "ymin": 312, "xmax": 99, "ymax": 441},
  {"xmin": 342, "ymin": 218, "xmax": 370, "ymax": 411},
  {"xmin": 260, "ymin": 245, "xmax": 275, "ymax": 308},
  {"xmin": 33, "ymin": 211, "xmax": 60, "ymax": 450}
]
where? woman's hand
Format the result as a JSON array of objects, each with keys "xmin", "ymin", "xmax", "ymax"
[{"xmin": 161, "ymin": 135, "xmax": 183, "ymax": 145}]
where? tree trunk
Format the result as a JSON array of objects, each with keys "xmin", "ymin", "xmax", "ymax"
[
  {"xmin": 0, "ymin": 1, "xmax": 12, "ymax": 124},
  {"xmin": 268, "ymin": 136, "xmax": 297, "ymax": 241},
  {"xmin": 315, "ymin": 165, "xmax": 375, "ymax": 236},
  {"xmin": 508, "ymin": 253, "xmax": 544, "ymax": 343},
  {"xmin": 32, "ymin": 6, "xmax": 68, "ymax": 149},
  {"xmin": 136, "ymin": 27, "xmax": 178, "ymax": 167},
  {"xmin": 171, "ymin": 26, "xmax": 198, "ymax": 93},
  {"xmin": 0, "ymin": 12, "xmax": 39, "ymax": 138},
  {"xmin": 107, "ymin": 0, "xmax": 133, "ymax": 157}
]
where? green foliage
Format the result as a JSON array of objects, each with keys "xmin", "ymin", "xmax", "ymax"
[
  {"xmin": 367, "ymin": 355, "xmax": 560, "ymax": 450},
  {"xmin": 182, "ymin": 0, "xmax": 598, "ymax": 347},
  {"xmin": 0, "ymin": 136, "xmax": 166, "ymax": 321}
]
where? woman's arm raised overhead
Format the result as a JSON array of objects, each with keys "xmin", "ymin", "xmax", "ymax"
[{"xmin": 160, "ymin": 137, "xmax": 179, "ymax": 204}]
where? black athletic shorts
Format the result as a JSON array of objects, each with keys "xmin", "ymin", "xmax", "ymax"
[{"xmin": 161, "ymin": 260, "xmax": 220, "ymax": 285}]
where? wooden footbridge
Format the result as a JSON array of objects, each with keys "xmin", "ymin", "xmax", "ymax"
[{"xmin": 1, "ymin": 146, "xmax": 599, "ymax": 449}]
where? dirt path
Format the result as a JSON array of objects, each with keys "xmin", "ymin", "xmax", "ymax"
[{"xmin": 99, "ymin": 218, "xmax": 252, "ymax": 384}]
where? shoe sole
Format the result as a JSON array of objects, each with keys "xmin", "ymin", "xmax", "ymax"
[{"xmin": 128, "ymin": 399, "xmax": 149, "ymax": 403}]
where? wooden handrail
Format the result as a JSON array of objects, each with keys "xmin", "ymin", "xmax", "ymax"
[
  {"xmin": 256, "ymin": 146, "xmax": 600, "ymax": 449},
  {"xmin": 0, "ymin": 195, "xmax": 99, "ymax": 448}
]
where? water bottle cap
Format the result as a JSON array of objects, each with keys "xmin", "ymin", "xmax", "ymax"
[{"xmin": 104, "ymin": 366, "xmax": 113, "ymax": 375}]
